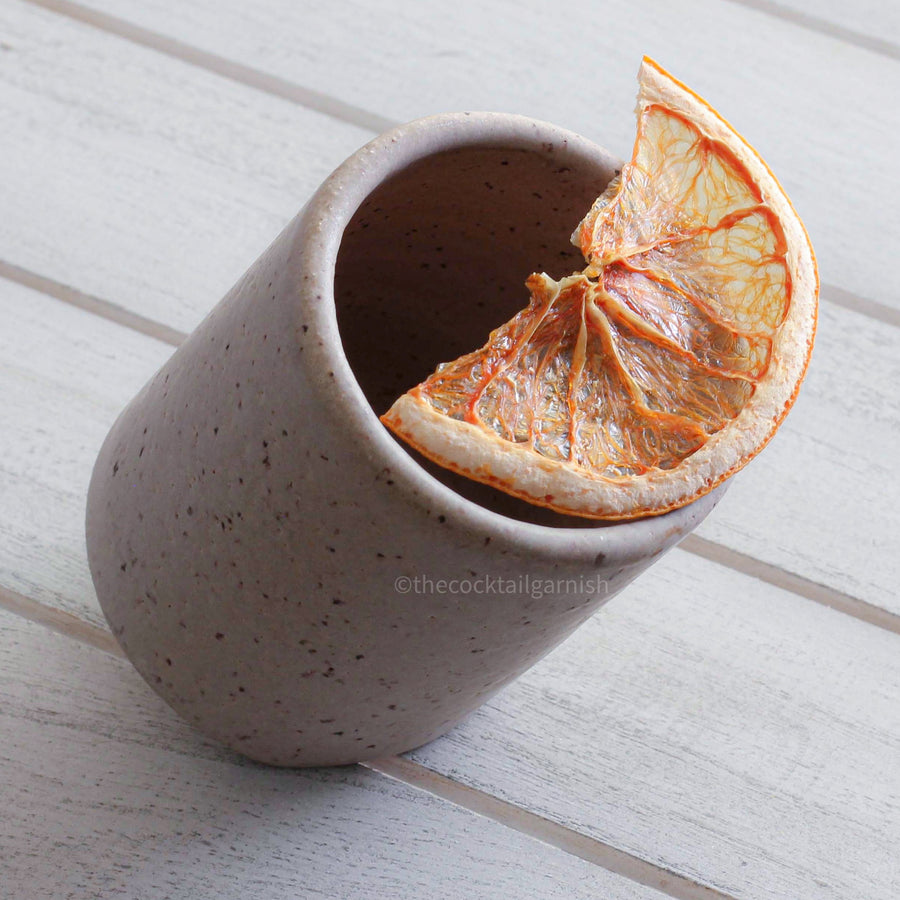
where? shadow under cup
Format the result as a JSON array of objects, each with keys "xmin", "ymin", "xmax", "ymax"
[{"xmin": 334, "ymin": 143, "xmax": 620, "ymax": 527}]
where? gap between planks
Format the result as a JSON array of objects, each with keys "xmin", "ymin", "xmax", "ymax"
[
  {"xmin": 8, "ymin": 0, "xmax": 900, "ymax": 333},
  {"xmin": 364, "ymin": 756, "xmax": 735, "ymax": 900},
  {"xmin": 13, "ymin": 0, "xmax": 900, "ymax": 332},
  {"xmin": 722, "ymin": 0, "xmax": 900, "ymax": 62},
  {"xmin": 3, "ymin": 262, "xmax": 899, "ymax": 638},
  {"xmin": 27, "ymin": 0, "xmax": 900, "ymax": 94},
  {"xmin": 0, "ymin": 260, "xmax": 900, "ymax": 634},
  {"xmin": 0, "ymin": 585, "xmax": 124, "ymax": 657},
  {"xmin": 0, "ymin": 7, "xmax": 893, "ymax": 891},
  {"xmin": 0, "ymin": 583, "xmax": 735, "ymax": 900},
  {"xmin": 0, "ymin": 261, "xmax": 186, "ymax": 347},
  {"xmin": 20, "ymin": 0, "xmax": 900, "ymax": 197},
  {"xmin": 679, "ymin": 535, "xmax": 900, "ymax": 636},
  {"xmin": 21, "ymin": 0, "xmax": 398, "ymax": 134}
]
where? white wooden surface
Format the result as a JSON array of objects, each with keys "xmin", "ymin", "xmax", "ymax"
[
  {"xmin": 8, "ymin": 284, "xmax": 900, "ymax": 898},
  {"xmin": 3, "ymin": 0, "xmax": 899, "ymax": 623},
  {"xmin": 412, "ymin": 550, "xmax": 900, "ymax": 899},
  {"xmin": 0, "ymin": 282, "xmax": 171, "ymax": 626},
  {"xmin": 744, "ymin": 0, "xmax": 900, "ymax": 51},
  {"xmin": 0, "ymin": 0, "xmax": 369, "ymax": 333},
  {"xmin": 51, "ymin": 0, "xmax": 900, "ymax": 312},
  {"xmin": 2, "ymin": 0, "xmax": 899, "ymax": 898},
  {"xmin": 0, "ymin": 610, "xmax": 664, "ymax": 900}
]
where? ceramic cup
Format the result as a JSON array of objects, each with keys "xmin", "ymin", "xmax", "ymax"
[{"xmin": 86, "ymin": 112, "xmax": 724, "ymax": 766}]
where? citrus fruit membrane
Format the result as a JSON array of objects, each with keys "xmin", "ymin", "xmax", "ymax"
[{"xmin": 382, "ymin": 57, "xmax": 818, "ymax": 520}]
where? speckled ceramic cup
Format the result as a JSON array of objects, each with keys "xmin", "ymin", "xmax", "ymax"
[{"xmin": 86, "ymin": 113, "xmax": 724, "ymax": 766}]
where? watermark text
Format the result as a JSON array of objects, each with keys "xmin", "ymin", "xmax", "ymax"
[{"xmin": 394, "ymin": 573, "xmax": 608, "ymax": 601}]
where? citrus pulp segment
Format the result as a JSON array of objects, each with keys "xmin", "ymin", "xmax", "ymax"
[{"xmin": 382, "ymin": 58, "xmax": 818, "ymax": 520}]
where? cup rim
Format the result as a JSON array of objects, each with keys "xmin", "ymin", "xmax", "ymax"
[{"xmin": 292, "ymin": 111, "xmax": 724, "ymax": 563}]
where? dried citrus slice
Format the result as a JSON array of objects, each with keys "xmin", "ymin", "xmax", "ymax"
[{"xmin": 382, "ymin": 58, "xmax": 818, "ymax": 520}]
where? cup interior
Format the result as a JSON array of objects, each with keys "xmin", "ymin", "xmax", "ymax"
[{"xmin": 334, "ymin": 138, "xmax": 620, "ymax": 527}]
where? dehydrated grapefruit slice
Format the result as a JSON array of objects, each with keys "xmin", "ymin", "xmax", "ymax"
[{"xmin": 382, "ymin": 58, "xmax": 818, "ymax": 520}]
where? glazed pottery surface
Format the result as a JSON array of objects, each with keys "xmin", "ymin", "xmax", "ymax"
[{"xmin": 86, "ymin": 113, "xmax": 724, "ymax": 766}]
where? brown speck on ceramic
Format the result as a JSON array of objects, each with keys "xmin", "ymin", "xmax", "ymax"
[{"xmin": 85, "ymin": 112, "xmax": 725, "ymax": 768}]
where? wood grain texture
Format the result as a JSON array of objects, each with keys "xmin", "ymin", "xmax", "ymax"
[
  {"xmin": 56, "ymin": 0, "xmax": 900, "ymax": 313},
  {"xmin": 732, "ymin": 0, "xmax": 900, "ymax": 55},
  {"xmin": 2, "ymin": 0, "xmax": 898, "ymax": 618},
  {"xmin": 694, "ymin": 300, "xmax": 900, "ymax": 613},
  {"xmin": 0, "ymin": 584, "xmax": 122, "ymax": 655},
  {"xmin": 0, "ymin": 279, "xmax": 172, "ymax": 626},
  {"xmin": 0, "ymin": 610, "xmax": 663, "ymax": 900},
  {"xmin": 365, "ymin": 756, "xmax": 735, "ymax": 900},
  {"xmin": 410, "ymin": 549, "xmax": 900, "ymax": 900},
  {"xmin": 4, "ymin": 264, "xmax": 898, "ymax": 624},
  {"xmin": 2, "ymin": 2, "xmax": 898, "ymax": 897},
  {"xmin": 3, "ymin": 286, "xmax": 900, "ymax": 898},
  {"xmin": 0, "ymin": 0, "xmax": 371, "ymax": 334}
]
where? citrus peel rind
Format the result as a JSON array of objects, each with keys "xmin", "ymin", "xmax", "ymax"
[{"xmin": 381, "ymin": 57, "xmax": 818, "ymax": 520}]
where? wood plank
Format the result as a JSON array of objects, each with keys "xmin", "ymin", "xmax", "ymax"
[
  {"xmin": 4, "ymin": 283, "xmax": 900, "ymax": 898},
  {"xmin": 1, "ymin": 4, "xmax": 896, "ymax": 897},
  {"xmin": 740, "ymin": 0, "xmax": 900, "ymax": 54},
  {"xmin": 0, "ymin": 0, "xmax": 371, "ymax": 334},
  {"xmin": 0, "ymin": 280, "xmax": 172, "ymax": 627},
  {"xmin": 54, "ymin": 0, "xmax": 900, "ymax": 313},
  {"xmin": 694, "ymin": 299, "xmax": 900, "ymax": 612},
  {"xmin": 3, "ymin": 0, "xmax": 898, "ymax": 616},
  {"xmin": 410, "ymin": 549, "xmax": 900, "ymax": 900},
  {"xmin": 0, "ymin": 611, "xmax": 662, "ymax": 900},
  {"xmin": 5, "ymin": 265, "xmax": 899, "ymax": 622}
]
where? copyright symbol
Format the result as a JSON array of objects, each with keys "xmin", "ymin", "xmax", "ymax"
[{"xmin": 395, "ymin": 576, "xmax": 412, "ymax": 594}]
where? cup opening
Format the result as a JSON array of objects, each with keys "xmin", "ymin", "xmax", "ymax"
[{"xmin": 334, "ymin": 139, "xmax": 620, "ymax": 527}]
